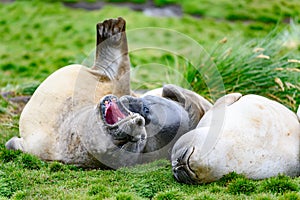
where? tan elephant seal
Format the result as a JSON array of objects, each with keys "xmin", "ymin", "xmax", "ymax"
[
  {"xmin": 5, "ymin": 17, "xmax": 139, "ymax": 167},
  {"xmin": 172, "ymin": 93, "xmax": 300, "ymax": 184}
]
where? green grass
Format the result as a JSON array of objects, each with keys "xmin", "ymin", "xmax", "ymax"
[
  {"xmin": 0, "ymin": 147, "xmax": 300, "ymax": 199},
  {"xmin": 0, "ymin": 1, "xmax": 300, "ymax": 199},
  {"xmin": 0, "ymin": 1, "xmax": 278, "ymax": 88}
]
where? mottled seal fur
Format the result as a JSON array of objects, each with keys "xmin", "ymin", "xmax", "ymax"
[{"xmin": 172, "ymin": 93, "xmax": 300, "ymax": 184}]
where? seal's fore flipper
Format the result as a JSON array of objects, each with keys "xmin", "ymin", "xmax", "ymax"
[
  {"xmin": 93, "ymin": 17, "xmax": 130, "ymax": 96},
  {"xmin": 162, "ymin": 84, "xmax": 186, "ymax": 107},
  {"xmin": 162, "ymin": 84, "xmax": 212, "ymax": 129}
]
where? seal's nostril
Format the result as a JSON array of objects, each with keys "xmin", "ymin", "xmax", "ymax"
[
  {"xmin": 141, "ymin": 133, "xmax": 146, "ymax": 140},
  {"xmin": 136, "ymin": 118, "xmax": 144, "ymax": 126}
]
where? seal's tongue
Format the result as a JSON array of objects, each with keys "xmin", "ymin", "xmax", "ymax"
[{"xmin": 105, "ymin": 101, "xmax": 126, "ymax": 125}]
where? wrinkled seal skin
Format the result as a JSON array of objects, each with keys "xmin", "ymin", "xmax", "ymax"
[{"xmin": 172, "ymin": 93, "xmax": 300, "ymax": 184}]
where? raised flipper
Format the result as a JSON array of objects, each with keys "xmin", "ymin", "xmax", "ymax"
[{"xmin": 92, "ymin": 17, "xmax": 130, "ymax": 96}]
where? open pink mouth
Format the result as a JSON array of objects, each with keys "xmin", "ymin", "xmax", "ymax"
[
  {"xmin": 101, "ymin": 95, "xmax": 129, "ymax": 125},
  {"xmin": 105, "ymin": 100, "xmax": 127, "ymax": 124}
]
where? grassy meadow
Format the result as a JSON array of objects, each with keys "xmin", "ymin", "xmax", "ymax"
[{"xmin": 0, "ymin": 0, "xmax": 300, "ymax": 199}]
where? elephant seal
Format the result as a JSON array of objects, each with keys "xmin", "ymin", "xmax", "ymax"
[
  {"xmin": 172, "ymin": 93, "xmax": 300, "ymax": 184},
  {"xmin": 5, "ymin": 17, "xmax": 137, "ymax": 167},
  {"xmin": 6, "ymin": 18, "xmax": 212, "ymax": 168}
]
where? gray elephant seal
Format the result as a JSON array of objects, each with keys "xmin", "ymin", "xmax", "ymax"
[
  {"xmin": 6, "ymin": 18, "xmax": 212, "ymax": 168},
  {"xmin": 172, "ymin": 93, "xmax": 300, "ymax": 184}
]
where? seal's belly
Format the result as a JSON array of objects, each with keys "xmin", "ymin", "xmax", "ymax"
[{"xmin": 18, "ymin": 64, "xmax": 112, "ymax": 160}]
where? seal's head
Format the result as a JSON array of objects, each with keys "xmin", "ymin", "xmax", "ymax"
[
  {"xmin": 115, "ymin": 84, "xmax": 212, "ymax": 154},
  {"xmin": 119, "ymin": 94, "xmax": 190, "ymax": 153},
  {"xmin": 99, "ymin": 95, "xmax": 146, "ymax": 148},
  {"xmin": 96, "ymin": 93, "xmax": 190, "ymax": 166},
  {"xmin": 172, "ymin": 93, "xmax": 300, "ymax": 184},
  {"xmin": 96, "ymin": 84, "xmax": 212, "ymax": 166},
  {"xmin": 172, "ymin": 146, "xmax": 198, "ymax": 184},
  {"xmin": 171, "ymin": 129, "xmax": 201, "ymax": 184}
]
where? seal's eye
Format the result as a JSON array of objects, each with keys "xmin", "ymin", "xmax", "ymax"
[{"xmin": 143, "ymin": 106, "xmax": 150, "ymax": 115}]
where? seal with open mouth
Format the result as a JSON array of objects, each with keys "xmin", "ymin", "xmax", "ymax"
[
  {"xmin": 98, "ymin": 94, "xmax": 147, "ymax": 150},
  {"xmin": 61, "ymin": 94, "xmax": 148, "ymax": 168},
  {"xmin": 172, "ymin": 93, "xmax": 300, "ymax": 184},
  {"xmin": 5, "ymin": 17, "xmax": 137, "ymax": 168}
]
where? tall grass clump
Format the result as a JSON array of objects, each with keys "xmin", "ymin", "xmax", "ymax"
[{"xmin": 185, "ymin": 21, "xmax": 300, "ymax": 111}]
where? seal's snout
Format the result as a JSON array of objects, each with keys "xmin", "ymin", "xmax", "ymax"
[
  {"xmin": 128, "ymin": 115, "xmax": 146, "ymax": 142},
  {"xmin": 172, "ymin": 147, "xmax": 197, "ymax": 184},
  {"xmin": 134, "ymin": 116, "xmax": 145, "ymax": 127}
]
